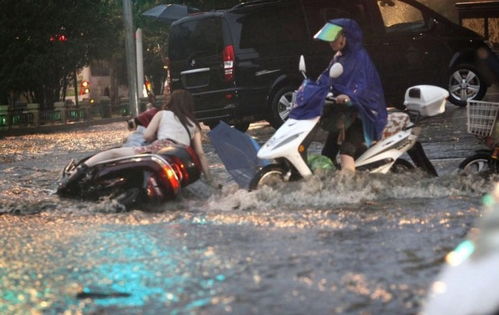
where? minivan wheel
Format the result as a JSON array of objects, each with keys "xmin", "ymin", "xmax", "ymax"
[
  {"xmin": 448, "ymin": 64, "xmax": 487, "ymax": 107},
  {"xmin": 269, "ymin": 86, "xmax": 295, "ymax": 129}
]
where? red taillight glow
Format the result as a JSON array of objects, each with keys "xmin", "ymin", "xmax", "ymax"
[
  {"xmin": 223, "ymin": 45, "xmax": 235, "ymax": 82},
  {"xmin": 178, "ymin": 163, "xmax": 189, "ymax": 182},
  {"xmin": 163, "ymin": 165, "xmax": 180, "ymax": 193},
  {"xmin": 168, "ymin": 156, "xmax": 191, "ymax": 185},
  {"xmin": 172, "ymin": 159, "xmax": 187, "ymax": 183}
]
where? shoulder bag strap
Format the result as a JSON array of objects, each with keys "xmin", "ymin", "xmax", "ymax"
[{"xmin": 179, "ymin": 119, "xmax": 193, "ymax": 147}]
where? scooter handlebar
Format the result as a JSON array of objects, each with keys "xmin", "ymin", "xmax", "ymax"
[
  {"xmin": 325, "ymin": 93, "xmax": 337, "ymax": 104},
  {"xmin": 325, "ymin": 95, "xmax": 352, "ymax": 107}
]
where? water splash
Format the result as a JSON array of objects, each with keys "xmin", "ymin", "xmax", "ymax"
[{"xmin": 205, "ymin": 171, "xmax": 495, "ymax": 212}]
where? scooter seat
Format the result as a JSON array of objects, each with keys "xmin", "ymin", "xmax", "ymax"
[{"xmin": 381, "ymin": 111, "xmax": 411, "ymax": 139}]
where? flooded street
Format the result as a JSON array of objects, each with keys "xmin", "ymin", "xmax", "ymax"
[{"xmin": 0, "ymin": 101, "xmax": 497, "ymax": 314}]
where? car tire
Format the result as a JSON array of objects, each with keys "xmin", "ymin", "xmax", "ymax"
[
  {"xmin": 268, "ymin": 86, "xmax": 295, "ymax": 129},
  {"xmin": 448, "ymin": 64, "xmax": 487, "ymax": 107},
  {"xmin": 111, "ymin": 187, "xmax": 142, "ymax": 211}
]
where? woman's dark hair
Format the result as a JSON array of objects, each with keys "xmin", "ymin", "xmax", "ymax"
[{"xmin": 167, "ymin": 89, "xmax": 200, "ymax": 129}]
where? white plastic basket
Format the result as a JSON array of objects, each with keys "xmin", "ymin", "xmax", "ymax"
[{"xmin": 467, "ymin": 100, "xmax": 499, "ymax": 137}]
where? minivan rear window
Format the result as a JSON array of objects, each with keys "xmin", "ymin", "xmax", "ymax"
[{"xmin": 169, "ymin": 17, "xmax": 223, "ymax": 60}]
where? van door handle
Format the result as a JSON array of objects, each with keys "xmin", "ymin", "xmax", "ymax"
[{"xmin": 181, "ymin": 68, "xmax": 210, "ymax": 75}]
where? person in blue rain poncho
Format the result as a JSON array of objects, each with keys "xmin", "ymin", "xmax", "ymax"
[{"xmin": 314, "ymin": 18, "xmax": 387, "ymax": 172}]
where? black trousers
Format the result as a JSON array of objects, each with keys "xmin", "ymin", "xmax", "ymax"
[{"xmin": 321, "ymin": 118, "xmax": 367, "ymax": 161}]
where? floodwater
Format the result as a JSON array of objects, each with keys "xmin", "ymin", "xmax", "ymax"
[{"xmin": 0, "ymin": 102, "xmax": 496, "ymax": 314}]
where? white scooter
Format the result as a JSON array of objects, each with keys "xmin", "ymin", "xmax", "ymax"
[{"xmin": 249, "ymin": 56, "xmax": 449, "ymax": 190}]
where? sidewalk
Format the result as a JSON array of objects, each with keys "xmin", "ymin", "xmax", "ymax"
[{"xmin": 0, "ymin": 116, "xmax": 126, "ymax": 138}]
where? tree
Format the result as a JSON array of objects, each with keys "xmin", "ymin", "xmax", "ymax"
[
  {"xmin": 0, "ymin": 0, "xmax": 120, "ymax": 108},
  {"xmin": 0, "ymin": 0, "xmax": 243, "ymax": 108}
]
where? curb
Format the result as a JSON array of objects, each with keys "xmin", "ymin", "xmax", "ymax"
[{"xmin": 0, "ymin": 117, "xmax": 126, "ymax": 138}]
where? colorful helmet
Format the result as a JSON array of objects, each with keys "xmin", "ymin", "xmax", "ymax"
[{"xmin": 313, "ymin": 22, "xmax": 343, "ymax": 42}]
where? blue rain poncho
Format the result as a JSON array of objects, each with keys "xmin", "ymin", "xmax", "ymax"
[
  {"xmin": 288, "ymin": 76, "xmax": 330, "ymax": 120},
  {"xmin": 325, "ymin": 18, "xmax": 387, "ymax": 146}
]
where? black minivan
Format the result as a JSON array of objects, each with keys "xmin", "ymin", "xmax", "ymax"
[{"xmin": 167, "ymin": 0, "xmax": 498, "ymax": 130}]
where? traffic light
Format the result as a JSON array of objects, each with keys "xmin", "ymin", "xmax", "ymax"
[
  {"xmin": 50, "ymin": 34, "xmax": 68, "ymax": 42},
  {"xmin": 80, "ymin": 80, "xmax": 90, "ymax": 95}
]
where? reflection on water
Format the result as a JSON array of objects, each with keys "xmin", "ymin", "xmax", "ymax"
[
  {"xmin": 0, "ymin": 121, "xmax": 493, "ymax": 313},
  {"xmin": 0, "ymin": 223, "xmax": 228, "ymax": 314}
]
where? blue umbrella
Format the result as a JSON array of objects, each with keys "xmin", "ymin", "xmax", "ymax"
[
  {"xmin": 208, "ymin": 121, "xmax": 269, "ymax": 189},
  {"xmin": 142, "ymin": 4, "xmax": 199, "ymax": 24}
]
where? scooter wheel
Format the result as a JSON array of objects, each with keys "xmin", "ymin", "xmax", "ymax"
[
  {"xmin": 390, "ymin": 159, "xmax": 414, "ymax": 173},
  {"xmin": 249, "ymin": 164, "xmax": 287, "ymax": 191},
  {"xmin": 459, "ymin": 153, "xmax": 498, "ymax": 175},
  {"xmin": 112, "ymin": 187, "xmax": 141, "ymax": 211}
]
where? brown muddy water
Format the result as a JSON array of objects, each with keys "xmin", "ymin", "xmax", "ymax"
[{"xmin": 0, "ymin": 103, "xmax": 496, "ymax": 314}]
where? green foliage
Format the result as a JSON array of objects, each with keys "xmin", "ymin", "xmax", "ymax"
[
  {"xmin": 0, "ymin": 0, "xmax": 120, "ymax": 108},
  {"xmin": 0, "ymin": 0, "xmax": 244, "ymax": 107}
]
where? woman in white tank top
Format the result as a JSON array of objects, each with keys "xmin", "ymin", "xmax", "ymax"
[
  {"xmin": 69, "ymin": 90, "xmax": 212, "ymax": 182},
  {"xmin": 151, "ymin": 110, "xmax": 197, "ymax": 146}
]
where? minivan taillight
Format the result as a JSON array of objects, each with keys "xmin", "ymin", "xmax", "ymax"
[{"xmin": 223, "ymin": 45, "xmax": 235, "ymax": 82}]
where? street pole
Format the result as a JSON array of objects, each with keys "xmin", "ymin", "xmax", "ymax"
[
  {"xmin": 74, "ymin": 69, "xmax": 79, "ymax": 107},
  {"xmin": 136, "ymin": 28, "xmax": 145, "ymax": 98},
  {"xmin": 122, "ymin": 0, "xmax": 140, "ymax": 116}
]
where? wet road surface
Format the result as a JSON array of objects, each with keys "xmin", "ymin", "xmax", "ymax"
[{"xmin": 0, "ymin": 92, "xmax": 498, "ymax": 314}]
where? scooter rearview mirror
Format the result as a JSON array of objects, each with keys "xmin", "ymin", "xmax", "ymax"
[
  {"xmin": 299, "ymin": 55, "xmax": 306, "ymax": 78},
  {"xmin": 329, "ymin": 62, "xmax": 343, "ymax": 78}
]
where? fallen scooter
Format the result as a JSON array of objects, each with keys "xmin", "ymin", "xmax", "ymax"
[
  {"xmin": 249, "ymin": 56, "xmax": 448, "ymax": 190},
  {"xmin": 57, "ymin": 144, "xmax": 202, "ymax": 209}
]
